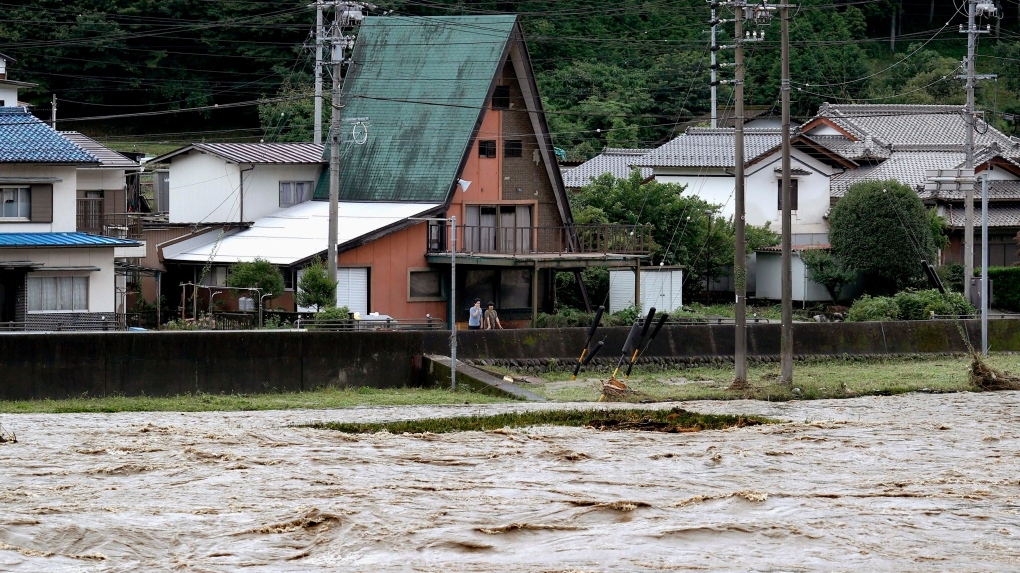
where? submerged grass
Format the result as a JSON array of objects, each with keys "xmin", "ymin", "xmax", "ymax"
[
  {"xmin": 0, "ymin": 386, "xmax": 507, "ymax": 414},
  {"xmin": 305, "ymin": 407, "xmax": 772, "ymax": 434},
  {"xmin": 516, "ymin": 353, "xmax": 1020, "ymax": 403}
]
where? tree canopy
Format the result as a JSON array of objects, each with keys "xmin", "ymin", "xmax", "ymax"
[
  {"xmin": 829, "ymin": 180, "xmax": 937, "ymax": 295},
  {"xmin": 226, "ymin": 258, "xmax": 286, "ymax": 301}
]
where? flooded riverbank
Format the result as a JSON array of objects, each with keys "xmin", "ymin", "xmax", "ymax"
[{"xmin": 2, "ymin": 392, "xmax": 1019, "ymax": 571}]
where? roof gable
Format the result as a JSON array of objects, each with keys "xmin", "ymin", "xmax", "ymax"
[
  {"xmin": 60, "ymin": 132, "xmax": 138, "ymax": 168},
  {"xmin": 0, "ymin": 107, "xmax": 98, "ymax": 164},
  {"xmin": 313, "ymin": 15, "xmax": 517, "ymax": 203}
]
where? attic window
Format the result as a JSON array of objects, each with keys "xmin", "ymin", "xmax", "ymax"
[
  {"xmin": 504, "ymin": 140, "xmax": 523, "ymax": 158},
  {"xmin": 492, "ymin": 86, "xmax": 510, "ymax": 110},
  {"xmin": 478, "ymin": 140, "xmax": 496, "ymax": 158}
]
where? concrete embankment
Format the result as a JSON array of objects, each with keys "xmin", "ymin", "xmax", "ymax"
[{"xmin": 0, "ymin": 320, "xmax": 1016, "ymax": 400}]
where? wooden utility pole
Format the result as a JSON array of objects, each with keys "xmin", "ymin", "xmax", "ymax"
[
  {"xmin": 963, "ymin": 0, "xmax": 976, "ymax": 302},
  {"xmin": 780, "ymin": 2, "xmax": 794, "ymax": 383},
  {"xmin": 732, "ymin": 3, "xmax": 747, "ymax": 384}
]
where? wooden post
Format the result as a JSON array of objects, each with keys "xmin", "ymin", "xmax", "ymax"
[
  {"xmin": 531, "ymin": 263, "xmax": 539, "ymax": 327},
  {"xmin": 634, "ymin": 259, "xmax": 641, "ymax": 312}
]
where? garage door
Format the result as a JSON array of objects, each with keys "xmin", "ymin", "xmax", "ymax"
[{"xmin": 336, "ymin": 267, "xmax": 369, "ymax": 314}]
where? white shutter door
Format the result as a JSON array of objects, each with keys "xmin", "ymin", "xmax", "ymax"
[
  {"xmin": 608, "ymin": 270, "xmax": 635, "ymax": 313},
  {"xmin": 336, "ymin": 267, "xmax": 369, "ymax": 314},
  {"xmin": 670, "ymin": 269, "xmax": 683, "ymax": 311}
]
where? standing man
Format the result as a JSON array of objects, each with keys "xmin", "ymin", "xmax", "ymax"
[
  {"xmin": 468, "ymin": 298, "xmax": 483, "ymax": 330},
  {"xmin": 484, "ymin": 301, "xmax": 503, "ymax": 330}
]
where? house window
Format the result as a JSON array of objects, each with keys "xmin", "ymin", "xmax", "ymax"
[
  {"xmin": 504, "ymin": 140, "xmax": 523, "ymax": 158},
  {"xmin": 409, "ymin": 269, "xmax": 444, "ymax": 300},
  {"xmin": 1, "ymin": 187, "xmax": 30, "ymax": 219},
  {"xmin": 777, "ymin": 178, "xmax": 799, "ymax": 211},
  {"xmin": 279, "ymin": 181, "xmax": 314, "ymax": 208},
  {"xmin": 478, "ymin": 140, "xmax": 497, "ymax": 158},
  {"xmin": 27, "ymin": 276, "xmax": 89, "ymax": 312},
  {"xmin": 492, "ymin": 85, "xmax": 510, "ymax": 110},
  {"xmin": 463, "ymin": 204, "xmax": 533, "ymax": 253}
]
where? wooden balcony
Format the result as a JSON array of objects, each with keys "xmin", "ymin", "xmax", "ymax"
[{"xmin": 426, "ymin": 224, "xmax": 652, "ymax": 256}]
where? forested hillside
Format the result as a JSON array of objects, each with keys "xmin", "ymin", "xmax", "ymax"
[{"xmin": 1, "ymin": 0, "xmax": 1018, "ymax": 156}]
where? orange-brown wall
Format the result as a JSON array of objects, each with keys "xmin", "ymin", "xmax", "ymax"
[{"xmin": 337, "ymin": 221, "xmax": 447, "ymax": 319}]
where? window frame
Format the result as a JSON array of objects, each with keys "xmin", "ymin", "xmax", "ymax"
[
  {"xmin": 279, "ymin": 180, "xmax": 314, "ymax": 208},
  {"xmin": 504, "ymin": 140, "xmax": 523, "ymax": 158},
  {"xmin": 777, "ymin": 178, "xmax": 799, "ymax": 212},
  {"xmin": 27, "ymin": 275, "xmax": 90, "ymax": 313},
  {"xmin": 0, "ymin": 186, "xmax": 31, "ymax": 221},
  {"xmin": 407, "ymin": 267, "xmax": 446, "ymax": 302},
  {"xmin": 478, "ymin": 140, "xmax": 497, "ymax": 158},
  {"xmin": 492, "ymin": 85, "xmax": 510, "ymax": 110}
]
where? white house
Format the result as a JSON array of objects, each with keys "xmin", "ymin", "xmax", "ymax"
[
  {"xmin": 0, "ymin": 106, "xmax": 139, "ymax": 330},
  {"xmin": 150, "ymin": 143, "xmax": 325, "ymax": 224},
  {"xmin": 0, "ymin": 52, "xmax": 36, "ymax": 108}
]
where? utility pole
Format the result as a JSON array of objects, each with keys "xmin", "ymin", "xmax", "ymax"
[
  {"xmin": 709, "ymin": 1, "xmax": 719, "ymax": 128},
  {"xmin": 961, "ymin": 0, "xmax": 997, "ymax": 301},
  {"xmin": 327, "ymin": 2, "xmax": 364, "ymax": 285},
  {"xmin": 716, "ymin": 1, "xmax": 766, "ymax": 386},
  {"xmin": 314, "ymin": 0, "xmax": 324, "ymax": 144},
  {"xmin": 51, "ymin": 94, "xmax": 56, "ymax": 129},
  {"xmin": 780, "ymin": 2, "xmax": 794, "ymax": 384}
]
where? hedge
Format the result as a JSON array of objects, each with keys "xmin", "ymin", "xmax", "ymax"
[
  {"xmin": 848, "ymin": 289, "xmax": 974, "ymax": 321},
  {"xmin": 989, "ymin": 267, "xmax": 1020, "ymax": 311}
]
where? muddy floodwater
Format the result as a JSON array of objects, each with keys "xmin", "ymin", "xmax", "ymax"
[{"xmin": 2, "ymin": 392, "xmax": 1019, "ymax": 572}]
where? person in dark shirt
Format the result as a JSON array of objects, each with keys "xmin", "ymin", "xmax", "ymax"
[{"xmin": 483, "ymin": 301, "xmax": 503, "ymax": 330}]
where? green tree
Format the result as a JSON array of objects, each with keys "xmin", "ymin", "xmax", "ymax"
[
  {"xmin": 296, "ymin": 257, "xmax": 337, "ymax": 311},
  {"xmin": 565, "ymin": 171, "xmax": 778, "ymax": 303},
  {"xmin": 829, "ymin": 180, "xmax": 937, "ymax": 295},
  {"xmin": 801, "ymin": 249, "xmax": 856, "ymax": 301},
  {"xmin": 227, "ymin": 258, "xmax": 285, "ymax": 303}
]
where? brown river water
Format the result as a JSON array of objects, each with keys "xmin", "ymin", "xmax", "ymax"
[{"xmin": 1, "ymin": 392, "xmax": 1019, "ymax": 572}]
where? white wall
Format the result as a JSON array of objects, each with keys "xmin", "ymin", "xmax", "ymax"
[
  {"xmin": 0, "ymin": 85, "xmax": 17, "ymax": 106},
  {"xmin": 167, "ymin": 151, "xmax": 323, "ymax": 224},
  {"xmin": 0, "ymin": 247, "xmax": 118, "ymax": 312},
  {"xmin": 168, "ymin": 152, "xmax": 240, "ymax": 224},
  {"xmin": 653, "ymin": 148, "xmax": 839, "ymax": 239},
  {"xmin": 0, "ymin": 164, "xmax": 77, "ymax": 232},
  {"xmin": 77, "ymin": 168, "xmax": 126, "ymax": 191},
  {"xmin": 237, "ymin": 164, "xmax": 322, "ymax": 222},
  {"xmin": 756, "ymin": 251, "xmax": 835, "ymax": 302}
]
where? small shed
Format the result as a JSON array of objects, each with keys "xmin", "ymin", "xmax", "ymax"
[
  {"xmin": 755, "ymin": 244, "xmax": 833, "ymax": 302},
  {"xmin": 609, "ymin": 267, "xmax": 684, "ymax": 314}
]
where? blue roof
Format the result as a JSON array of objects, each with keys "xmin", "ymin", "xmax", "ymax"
[
  {"xmin": 0, "ymin": 232, "xmax": 139, "ymax": 247},
  {"xmin": 0, "ymin": 107, "xmax": 99, "ymax": 164}
]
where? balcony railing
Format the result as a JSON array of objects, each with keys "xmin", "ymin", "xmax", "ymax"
[
  {"xmin": 426, "ymin": 224, "xmax": 652, "ymax": 255},
  {"xmin": 76, "ymin": 198, "xmax": 145, "ymax": 239}
]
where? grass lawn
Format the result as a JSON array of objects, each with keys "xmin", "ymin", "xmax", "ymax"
[
  {"xmin": 0, "ymin": 386, "xmax": 507, "ymax": 414},
  {"xmin": 513, "ymin": 353, "xmax": 1020, "ymax": 403},
  {"xmin": 306, "ymin": 407, "xmax": 773, "ymax": 434}
]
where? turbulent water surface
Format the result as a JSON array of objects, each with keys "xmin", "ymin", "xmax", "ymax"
[{"xmin": 1, "ymin": 392, "xmax": 1019, "ymax": 572}]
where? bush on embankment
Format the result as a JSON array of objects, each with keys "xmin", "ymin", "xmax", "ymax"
[{"xmin": 847, "ymin": 289, "xmax": 974, "ymax": 321}]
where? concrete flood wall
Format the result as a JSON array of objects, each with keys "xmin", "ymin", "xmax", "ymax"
[{"xmin": 0, "ymin": 320, "xmax": 1017, "ymax": 401}]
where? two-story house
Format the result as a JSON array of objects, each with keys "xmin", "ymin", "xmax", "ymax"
[
  {"xmin": 153, "ymin": 15, "xmax": 647, "ymax": 324},
  {"xmin": 0, "ymin": 107, "xmax": 139, "ymax": 330}
]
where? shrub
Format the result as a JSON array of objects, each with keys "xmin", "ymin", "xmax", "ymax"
[
  {"xmin": 800, "ymin": 249, "xmax": 856, "ymax": 301},
  {"xmin": 893, "ymin": 289, "xmax": 974, "ymax": 320},
  {"xmin": 989, "ymin": 267, "xmax": 1020, "ymax": 311},
  {"xmin": 226, "ymin": 258, "xmax": 285, "ymax": 301},
  {"xmin": 296, "ymin": 257, "xmax": 337, "ymax": 311},
  {"xmin": 847, "ymin": 295, "xmax": 900, "ymax": 322},
  {"xmin": 829, "ymin": 180, "xmax": 937, "ymax": 294},
  {"xmin": 534, "ymin": 306, "xmax": 642, "ymax": 328},
  {"xmin": 936, "ymin": 263, "xmax": 965, "ymax": 293},
  {"xmin": 316, "ymin": 306, "xmax": 351, "ymax": 323}
]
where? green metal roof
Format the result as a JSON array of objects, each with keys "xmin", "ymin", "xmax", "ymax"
[{"xmin": 313, "ymin": 15, "xmax": 517, "ymax": 203}]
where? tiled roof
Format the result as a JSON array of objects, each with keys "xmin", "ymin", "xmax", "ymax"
[
  {"xmin": 60, "ymin": 132, "xmax": 138, "ymax": 168},
  {"xmin": 830, "ymin": 152, "xmax": 966, "ymax": 197},
  {"xmin": 0, "ymin": 107, "xmax": 98, "ymax": 164},
  {"xmin": 313, "ymin": 15, "xmax": 518, "ymax": 203},
  {"xmin": 634, "ymin": 128, "xmax": 783, "ymax": 168},
  {"xmin": 925, "ymin": 180, "xmax": 1020, "ymax": 201},
  {"xmin": 0, "ymin": 232, "xmax": 139, "ymax": 247},
  {"xmin": 941, "ymin": 204, "xmax": 1020, "ymax": 228},
  {"xmin": 562, "ymin": 148, "xmax": 653, "ymax": 187},
  {"xmin": 812, "ymin": 104, "xmax": 1020, "ymax": 155},
  {"xmin": 150, "ymin": 142, "xmax": 325, "ymax": 165}
]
